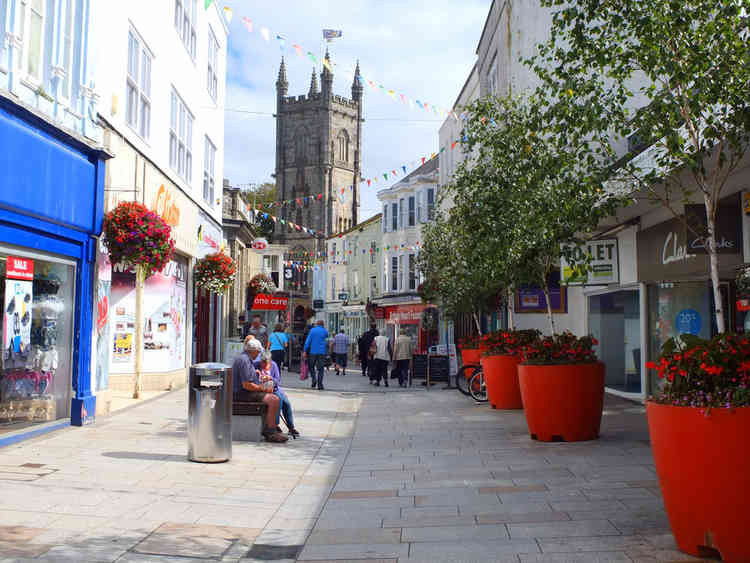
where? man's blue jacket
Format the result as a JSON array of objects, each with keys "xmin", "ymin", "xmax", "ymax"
[{"xmin": 304, "ymin": 325, "xmax": 329, "ymax": 355}]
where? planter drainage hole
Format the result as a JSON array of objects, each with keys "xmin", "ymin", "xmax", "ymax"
[{"xmin": 697, "ymin": 545, "xmax": 722, "ymax": 560}]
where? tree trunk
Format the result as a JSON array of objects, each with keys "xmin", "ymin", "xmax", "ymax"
[
  {"xmin": 507, "ymin": 288, "xmax": 515, "ymax": 330},
  {"xmin": 472, "ymin": 312, "xmax": 482, "ymax": 336},
  {"xmin": 133, "ymin": 265, "xmax": 145, "ymax": 399},
  {"xmin": 705, "ymin": 199, "xmax": 725, "ymax": 333},
  {"xmin": 542, "ymin": 284, "xmax": 556, "ymax": 336}
]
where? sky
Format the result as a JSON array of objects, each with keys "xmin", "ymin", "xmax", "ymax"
[{"xmin": 221, "ymin": 0, "xmax": 489, "ymax": 222}]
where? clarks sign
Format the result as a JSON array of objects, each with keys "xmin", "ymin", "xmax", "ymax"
[{"xmin": 637, "ymin": 199, "xmax": 742, "ymax": 282}]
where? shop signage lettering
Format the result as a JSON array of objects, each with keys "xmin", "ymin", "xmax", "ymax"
[
  {"xmin": 152, "ymin": 184, "xmax": 181, "ymax": 227},
  {"xmin": 662, "ymin": 231, "xmax": 695, "ymax": 265},
  {"xmin": 386, "ymin": 304, "xmax": 428, "ymax": 324},
  {"xmin": 688, "ymin": 236, "xmax": 735, "ymax": 251},
  {"xmin": 252, "ymin": 293, "xmax": 288, "ymax": 311},
  {"xmin": 684, "ymin": 203, "xmax": 741, "ymax": 255},
  {"xmin": 6, "ymin": 256, "xmax": 34, "ymax": 280},
  {"xmin": 560, "ymin": 239, "xmax": 619, "ymax": 285}
]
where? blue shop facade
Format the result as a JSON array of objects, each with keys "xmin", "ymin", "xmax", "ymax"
[{"xmin": 0, "ymin": 95, "xmax": 109, "ymax": 446}]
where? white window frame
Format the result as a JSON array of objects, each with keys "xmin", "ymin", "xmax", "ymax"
[
  {"xmin": 391, "ymin": 256, "xmax": 398, "ymax": 292},
  {"xmin": 126, "ymin": 27, "xmax": 152, "ymax": 140},
  {"xmin": 391, "ymin": 202, "xmax": 398, "ymax": 231},
  {"xmin": 417, "ymin": 190, "xmax": 424, "ymax": 223},
  {"xmin": 370, "ymin": 275, "xmax": 377, "ymax": 297},
  {"xmin": 398, "ymin": 198, "xmax": 405, "ymax": 230},
  {"xmin": 353, "ymin": 270, "xmax": 360, "ymax": 298},
  {"xmin": 408, "ymin": 195, "xmax": 416, "ymax": 227},
  {"xmin": 170, "ymin": 88, "xmax": 194, "ymax": 184},
  {"xmin": 409, "ymin": 254, "xmax": 417, "ymax": 290},
  {"xmin": 370, "ymin": 241, "xmax": 376, "ymax": 265},
  {"xmin": 383, "ymin": 204, "xmax": 388, "ymax": 233},
  {"xmin": 488, "ymin": 54, "xmax": 498, "ymax": 95},
  {"xmin": 60, "ymin": 0, "xmax": 75, "ymax": 100},
  {"xmin": 427, "ymin": 187, "xmax": 436, "ymax": 220},
  {"xmin": 175, "ymin": 0, "xmax": 197, "ymax": 60},
  {"xmin": 331, "ymin": 274, "xmax": 337, "ymax": 301},
  {"xmin": 207, "ymin": 26, "xmax": 219, "ymax": 101},
  {"xmin": 17, "ymin": 0, "xmax": 46, "ymax": 84},
  {"xmin": 398, "ymin": 254, "xmax": 405, "ymax": 291},
  {"xmin": 203, "ymin": 136, "xmax": 216, "ymax": 204}
]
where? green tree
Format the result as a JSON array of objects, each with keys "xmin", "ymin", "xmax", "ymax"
[
  {"xmin": 241, "ymin": 181, "xmax": 276, "ymax": 242},
  {"xmin": 530, "ymin": 0, "xmax": 750, "ymax": 333},
  {"xmin": 432, "ymin": 94, "xmax": 618, "ymax": 334}
]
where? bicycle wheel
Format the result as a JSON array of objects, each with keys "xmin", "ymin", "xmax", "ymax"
[
  {"xmin": 468, "ymin": 369, "xmax": 488, "ymax": 402},
  {"xmin": 455, "ymin": 364, "xmax": 480, "ymax": 396}
]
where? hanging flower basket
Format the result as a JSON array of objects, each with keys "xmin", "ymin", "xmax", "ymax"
[
  {"xmin": 102, "ymin": 201, "xmax": 175, "ymax": 278},
  {"xmin": 247, "ymin": 273, "xmax": 277, "ymax": 309},
  {"xmin": 195, "ymin": 252, "xmax": 236, "ymax": 294},
  {"xmin": 421, "ymin": 307, "xmax": 440, "ymax": 332},
  {"xmin": 736, "ymin": 266, "xmax": 750, "ymax": 298}
]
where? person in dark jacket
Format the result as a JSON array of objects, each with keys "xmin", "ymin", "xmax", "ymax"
[{"xmin": 358, "ymin": 324, "xmax": 379, "ymax": 378}]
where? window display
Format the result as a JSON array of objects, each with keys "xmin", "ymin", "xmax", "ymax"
[{"xmin": 0, "ymin": 251, "xmax": 75, "ymax": 432}]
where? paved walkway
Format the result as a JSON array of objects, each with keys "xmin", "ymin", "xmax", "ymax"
[{"xmin": 0, "ymin": 382, "xmax": 707, "ymax": 562}]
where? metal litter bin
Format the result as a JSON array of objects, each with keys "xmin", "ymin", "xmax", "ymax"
[{"xmin": 188, "ymin": 363, "xmax": 232, "ymax": 463}]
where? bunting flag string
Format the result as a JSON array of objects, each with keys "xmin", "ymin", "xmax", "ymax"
[
  {"xmin": 221, "ymin": 6, "xmax": 462, "ymax": 121},
  {"xmin": 247, "ymin": 207, "xmax": 323, "ymax": 239}
]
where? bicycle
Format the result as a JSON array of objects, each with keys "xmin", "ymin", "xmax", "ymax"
[{"xmin": 455, "ymin": 363, "xmax": 488, "ymax": 402}]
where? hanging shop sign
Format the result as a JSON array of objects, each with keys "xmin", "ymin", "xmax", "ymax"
[
  {"xmin": 196, "ymin": 210, "xmax": 223, "ymax": 259},
  {"xmin": 252, "ymin": 238, "xmax": 269, "ymax": 251},
  {"xmin": 560, "ymin": 239, "xmax": 619, "ymax": 285},
  {"xmin": 313, "ymin": 299, "xmax": 325, "ymax": 310},
  {"xmin": 251, "ymin": 293, "xmax": 289, "ymax": 311},
  {"xmin": 385, "ymin": 304, "xmax": 428, "ymax": 324}
]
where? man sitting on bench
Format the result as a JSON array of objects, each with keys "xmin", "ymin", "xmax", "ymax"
[{"xmin": 232, "ymin": 336, "xmax": 288, "ymax": 443}]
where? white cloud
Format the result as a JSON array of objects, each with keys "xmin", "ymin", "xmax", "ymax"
[{"xmin": 222, "ymin": 0, "xmax": 488, "ymax": 219}]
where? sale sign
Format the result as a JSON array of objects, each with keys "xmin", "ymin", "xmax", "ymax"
[{"xmin": 6, "ymin": 256, "xmax": 34, "ymax": 280}]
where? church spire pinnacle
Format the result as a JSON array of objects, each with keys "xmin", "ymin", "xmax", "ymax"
[
  {"xmin": 276, "ymin": 57, "xmax": 288, "ymax": 96},
  {"xmin": 321, "ymin": 48, "xmax": 333, "ymax": 97},
  {"xmin": 352, "ymin": 60, "xmax": 363, "ymax": 101},
  {"xmin": 309, "ymin": 66, "xmax": 319, "ymax": 96}
]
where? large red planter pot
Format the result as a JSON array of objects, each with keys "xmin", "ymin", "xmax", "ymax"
[
  {"xmin": 480, "ymin": 354, "xmax": 522, "ymax": 409},
  {"xmin": 646, "ymin": 402, "xmax": 750, "ymax": 562},
  {"xmin": 517, "ymin": 362, "xmax": 605, "ymax": 442},
  {"xmin": 461, "ymin": 348, "xmax": 481, "ymax": 366}
]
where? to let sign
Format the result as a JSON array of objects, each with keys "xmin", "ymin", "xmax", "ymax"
[
  {"xmin": 560, "ymin": 239, "xmax": 619, "ymax": 285},
  {"xmin": 6, "ymin": 256, "xmax": 34, "ymax": 280}
]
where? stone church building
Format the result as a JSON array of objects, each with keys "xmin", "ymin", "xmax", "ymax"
[{"xmin": 273, "ymin": 50, "xmax": 363, "ymax": 320}]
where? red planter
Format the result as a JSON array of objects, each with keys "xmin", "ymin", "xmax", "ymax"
[
  {"xmin": 461, "ymin": 348, "xmax": 481, "ymax": 366},
  {"xmin": 646, "ymin": 402, "xmax": 750, "ymax": 562},
  {"xmin": 517, "ymin": 362, "xmax": 605, "ymax": 442},
  {"xmin": 481, "ymin": 354, "xmax": 523, "ymax": 409}
]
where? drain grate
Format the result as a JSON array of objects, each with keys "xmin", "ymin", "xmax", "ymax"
[{"xmin": 245, "ymin": 544, "xmax": 303, "ymax": 560}]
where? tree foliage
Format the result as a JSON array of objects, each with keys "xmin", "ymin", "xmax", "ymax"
[
  {"xmin": 420, "ymin": 94, "xmax": 619, "ymax": 334},
  {"xmin": 529, "ymin": 0, "xmax": 750, "ymax": 332},
  {"xmin": 241, "ymin": 181, "xmax": 277, "ymax": 242}
]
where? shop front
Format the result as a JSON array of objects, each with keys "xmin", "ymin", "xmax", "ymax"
[
  {"xmin": 0, "ymin": 97, "xmax": 109, "ymax": 442},
  {"xmin": 637, "ymin": 202, "xmax": 743, "ymax": 395},
  {"xmin": 384, "ymin": 303, "xmax": 438, "ymax": 354}
]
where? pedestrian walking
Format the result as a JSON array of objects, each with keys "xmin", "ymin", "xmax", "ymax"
[
  {"xmin": 358, "ymin": 324, "xmax": 378, "ymax": 378},
  {"xmin": 268, "ymin": 323, "xmax": 288, "ymax": 371},
  {"xmin": 333, "ymin": 327, "xmax": 350, "ymax": 376},
  {"xmin": 392, "ymin": 328, "xmax": 413, "ymax": 387},
  {"xmin": 303, "ymin": 319, "xmax": 329, "ymax": 390},
  {"xmin": 371, "ymin": 331, "xmax": 392, "ymax": 387}
]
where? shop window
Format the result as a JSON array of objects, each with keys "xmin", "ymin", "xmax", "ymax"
[
  {"xmin": 17, "ymin": 0, "xmax": 46, "ymax": 83},
  {"xmin": 0, "ymin": 251, "xmax": 76, "ymax": 433}
]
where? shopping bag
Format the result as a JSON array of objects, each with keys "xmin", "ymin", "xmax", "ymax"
[{"xmin": 299, "ymin": 359, "xmax": 308, "ymax": 380}]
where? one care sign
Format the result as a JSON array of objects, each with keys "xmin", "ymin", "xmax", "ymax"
[{"xmin": 560, "ymin": 239, "xmax": 619, "ymax": 285}]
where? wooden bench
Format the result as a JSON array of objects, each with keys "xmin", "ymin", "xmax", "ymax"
[{"xmin": 232, "ymin": 400, "xmax": 267, "ymax": 442}]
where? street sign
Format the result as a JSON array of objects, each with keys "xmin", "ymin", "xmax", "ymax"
[
  {"xmin": 313, "ymin": 299, "xmax": 324, "ymax": 310},
  {"xmin": 338, "ymin": 292, "xmax": 349, "ymax": 301}
]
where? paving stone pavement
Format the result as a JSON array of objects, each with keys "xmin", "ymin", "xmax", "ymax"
[{"xmin": 0, "ymin": 383, "xmax": 712, "ymax": 562}]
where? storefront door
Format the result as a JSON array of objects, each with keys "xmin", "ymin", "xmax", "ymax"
[{"xmin": 588, "ymin": 290, "xmax": 642, "ymax": 394}]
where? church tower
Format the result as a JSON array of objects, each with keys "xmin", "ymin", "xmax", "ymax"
[{"xmin": 273, "ymin": 51, "xmax": 363, "ymax": 251}]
